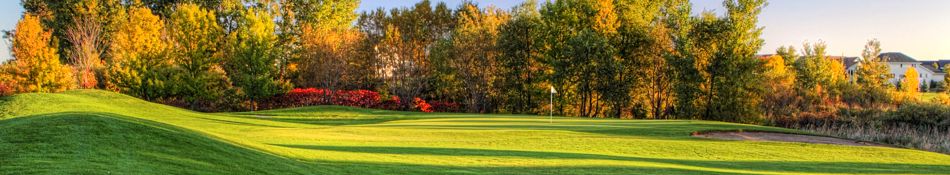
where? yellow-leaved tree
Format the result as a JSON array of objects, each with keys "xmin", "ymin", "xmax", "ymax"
[
  {"xmin": 445, "ymin": 3, "xmax": 510, "ymax": 113},
  {"xmin": 105, "ymin": 6, "xmax": 169, "ymax": 100},
  {"xmin": 900, "ymin": 66, "xmax": 920, "ymax": 97},
  {"xmin": 5, "ymin": 14, "xmax": 75, "ymax": 93}
]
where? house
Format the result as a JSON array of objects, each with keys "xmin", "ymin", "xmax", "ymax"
[
  {"xmin": 760, "ymin": 52, "xmax": 947, "ymax": 91},
  {"xmin": 844, "ymin": 52, "xmax": 946, "ymax": 89}
]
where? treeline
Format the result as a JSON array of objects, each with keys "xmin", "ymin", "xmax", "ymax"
[
  {"xmin": 0, "ymin": 0, "xmax": 938, "ymax": 123},
  {"xmin": 350, "ymin": 0, "xmax": 773, "ymax": 122}
]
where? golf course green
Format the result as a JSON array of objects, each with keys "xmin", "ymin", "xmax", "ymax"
[{"xmin": 1, "ymin": 90, "xmax": 948, "ymax": 174}]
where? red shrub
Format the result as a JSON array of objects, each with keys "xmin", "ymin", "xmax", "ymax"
[
  {"xmin": 0, "ymin": 82, "xmax": 12, "ymax": 96},
  {"xmin": 264, "ymin": 88, "xmax": 384, "ymax": 109},
  {"xmin": 264, "ymin": 88, "xmax": 448, "ymax": 113},
  {"xmin": 428, "ymin": 101, "xmax": 461, "ymax": 112},
  {"xmin": 414, "ymin": 97, "xmax": 433, "ymax": 113}
]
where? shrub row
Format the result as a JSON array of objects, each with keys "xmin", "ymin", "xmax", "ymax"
[
  {"xmin": 883, "ymin": 103, "xmax": 950, "ymax": 128},
  {"xmin": 259, "ymin": 88, "xmax": 460, "ymax": 113}
]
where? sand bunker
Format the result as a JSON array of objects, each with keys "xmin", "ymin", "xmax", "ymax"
[{"xmin": 693, "ymin": 131, "xmax": 891, "ymax": 147}]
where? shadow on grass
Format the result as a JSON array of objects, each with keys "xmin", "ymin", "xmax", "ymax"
[
  {"xmin": 227, "ymin": 115, "xmax": 449, "ymax": 126},
  {"xmin": 228, "ymin": 105, "xmax": 533, "ymax": 126},
  {"xmin": 231, "ymin": 107, "xmax": 787, "ymax": 139},
  {"xmin": 315, "ymin": 160, "xmax": 764, "ymax": 175},
  {"xmin": 373, "ymin": 120, "xmax": 786, "ymax": 139},
  {"xmin": 0, "ymin": 112, "xmax": 317, "ymax": 174},
  {"xmin": 278, "ymin": 144, "xmax": 950, "ymax": 175},
  {"xmin": 198, "ymin": 117, "xmax": 298, "ymax": 128}
]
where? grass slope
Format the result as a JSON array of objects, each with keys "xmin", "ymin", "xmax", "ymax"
[
  {"xmin": 0, "ymin": 113, "xmax": 314, "ymax": 174},
  {"xmin": 1, "ymin": 90, "xmax": 949, "ymax": 174}
]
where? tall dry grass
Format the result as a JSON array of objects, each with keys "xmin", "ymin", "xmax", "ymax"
[{"xmin": 801, "ymin": 121, "xmax": 950, "ymax": 154}]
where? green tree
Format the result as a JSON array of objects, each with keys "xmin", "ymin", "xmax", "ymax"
[
  {"xmin": 672, "ymin": 12, "xmax": 725, "ymax": 120},
  {"xmin": 852, "ymin": 39, "xmax": 893, "ymax": 106},
  {"xmin": 776, "ymin": 45, "xmax": 798, "ymax": 66},
  {"xmin": 701, "ymin": 0, "xmax": 767, "ymax": 122},
  {"xmin": 280, "ymin": 0, "xmax": 359, "ymax": 30},
  {"xmin": 6, "ymin": 14, "xmax": 75, "ymax": 93},
  {"xmin": 105, "ymin": 6, "xmax": 170, "ymax": 100},
  {"xmin": 855, "ymin": 39, "xmax": 891, "ymax": 88},
  {"xmin": 539, "ymin": 0, "xmax": 619, "ymax": 117},
  {"xmin": 497, "ymin": 0, "xmax": 543, "ymax": 114},
  {"xmin": 225, "ymin": 7, "xmax": 291, "ymax": 109},
  {"xmin": 167, "ymin": 3, "xmax": 231, "ymax": 108},
  {"xmin": 945, "ymin": 70, "xmax": 950, "ymax": 93},
  {"xmin": 614, "ymin": 0, "xmax": 675, "ymax": 119},
  {"xmin": 136, "ymin": 0, "xmax": 222, "ymax": 17},
  {"xmin": 795, "ymin": 41, "xmax": 845, "ymax": 96},
  {"xmin": 672, "ymin": 0, "xmax": 767, "ymax": 122}
]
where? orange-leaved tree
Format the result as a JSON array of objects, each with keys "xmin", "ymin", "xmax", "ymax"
[{"xmin": 6, "ymin": 14, "xmax": 75, "ymax": 93}]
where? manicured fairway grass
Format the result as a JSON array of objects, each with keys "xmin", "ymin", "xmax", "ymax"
[{"xmin": 1, "ymin": 90, "xmax": 949, "ymax": 174}]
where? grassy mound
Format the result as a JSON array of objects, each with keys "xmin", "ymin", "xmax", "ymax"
[
  {"xmin": 1, "ymin": 90, "xmax": 949, "ymax": 174},
  {"xmin": 0, "ymin": 113, "xmax": 314, "ymax": 174}
]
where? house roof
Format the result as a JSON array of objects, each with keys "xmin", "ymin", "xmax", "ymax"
[
  {"xmin": 827, "ymin": 56, "xmax": 860, "ymax": 69},
  {"xmin": 879, "ymin": 52, "xmax": 918, "ymax": 62},
  {"xmin": 921, "ymin": 60, "xmax": 950, "ymax": 70},
  {"xmin": 921, "ymin": 64, "xmax": 944, "ymax": 74},
  {"xmin": 755, "ymin": 54, "xmax": 776, "ymax": 60}
]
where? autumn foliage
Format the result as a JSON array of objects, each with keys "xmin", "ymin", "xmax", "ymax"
[
  {"xmin": 5, "ymin": 14, "xmax": 75, "ymax": 93},
  {"xmin": 261, "ymin": 88, "xmax": 443, "ymax": 112},
  {"xmin": 104, "ymin": 7, "xmax": 169, "ymax": 100}
]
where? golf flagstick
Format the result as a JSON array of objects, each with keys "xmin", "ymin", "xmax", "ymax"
[{"xmin": 550, "ymin": 86, "xmax": 556, "ymax": 123}]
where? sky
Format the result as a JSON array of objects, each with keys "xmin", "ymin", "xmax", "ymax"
[{"xmin": 1, "ymin": 0, "xmax": 949, "ymax": 61}]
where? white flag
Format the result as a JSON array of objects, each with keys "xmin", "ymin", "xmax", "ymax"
[{"xmin": 550, "ymin": 86, "xmax": 557, "ymax": 94}]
